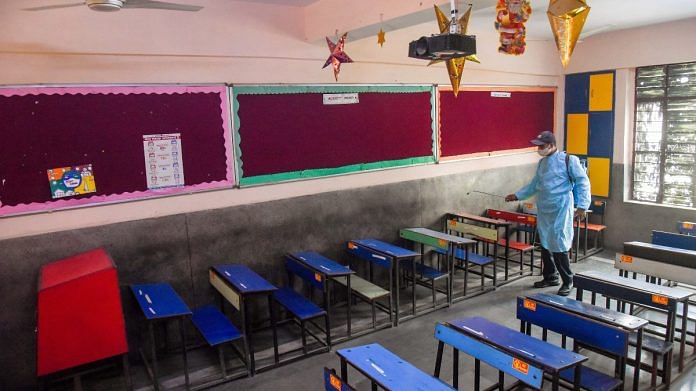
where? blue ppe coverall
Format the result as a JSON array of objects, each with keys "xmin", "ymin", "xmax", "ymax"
[
  {"xmin": 515, "ymin": 151, "xmax": 591, "ymax": 252},
  {"xmin": 514, "ymin": 151, "xmax": 591, "ymax": 284}
]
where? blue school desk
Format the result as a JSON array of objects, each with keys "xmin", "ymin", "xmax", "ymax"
[
  {"xmin": 288, "ymin": 251, "xmax": 354, "ymax": 340},
  {"xmin": 209, "ymin": 264, "xmax": 278, "ymax": 375},
  {"xmin": 130, "ymin": 283, "xmax": 192, "ymax": 391},
  {"xmin": 444, "ymin": 316, "xmax": 588, "ymax": 391},
  {"xmin": 575, "ymin": 270, "xmax": 693, "ymax": 379},
  {"xmin": 400, "ymin": 227, "xmax": 476, "ymax": 305},
  {"xmin": 336, "ymin": 343, "xmax": 455, "ymax": 390},
  {"xmin": 347, "ymin": 238, "xmax": 419, "ymax": 325},
  {"xmin": 527, "ymin": 293, "xmax": 648, "ymax": 391}
]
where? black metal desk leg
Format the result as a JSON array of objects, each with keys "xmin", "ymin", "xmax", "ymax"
[
  {"xmin": 241, "ymin": 300, "xmax": 255, "ymax": 375},
  {"xmin": 341, "ymin": 358, "xmax": 348, "ymax": 382},
  {"xmin": 633, "ymin": 328, "xmax": 642, "ymax": 391},
  {"xmin": 434, "ymin": 341, "xmax": 444, "ymax": 377},
  {"xmin": 679, "ymin": 301, "xmax": 688, "ymax": 372},
  {"xmin": 149, "ymin": 322, "xmax": 160, "ymax": 391},
  {"xmin": 573, "ymin": 365, "xmax": 581, "ymax": 391},
  {"xmin": 346, "ymin": 276, "xmax": 352, "ymax": 338},
  {"xmin": 268, "ymin": 295, "xmax": 279, "ymax": 364},
  {"xmin": 395, "ymin": 259, "xmax": 401, "ymax": 326},
  {"xmin": 453, "ymin": 348, "xmax": 459, "ymax": 389},
  {"xmin": 474, "ymin": 358, "xmax": 481, "ymax": 391},
  {"xmin": 412, "ymin": 256, "xmax": 416, "ymax": 315},
  {"xmin": 179, "ymin": 317, "xmax": 190, "ymax": 390}
]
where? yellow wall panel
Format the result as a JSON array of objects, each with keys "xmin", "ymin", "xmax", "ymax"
[
  {"xmin": 589, "ymin": 73, "xmax": 614, "ymax": 111},
  {"xmin": 588, "ymin": 157, "xmax": 610, "ymax": 197},
  {"xmin": 566, "ymin": 113, "xmax": 588, "ymax": 155}
]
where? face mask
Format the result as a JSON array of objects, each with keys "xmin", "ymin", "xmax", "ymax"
[{"xmin": 537, "ymin": 145, "xmax": 554, "ymax": 156}]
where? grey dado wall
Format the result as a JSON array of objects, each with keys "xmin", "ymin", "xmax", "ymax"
[
  {"xmin": 603, "ymin": 163, "xmax": 696, "ymax": 252},
  {"xmin": 0, "ymin": 163, "xmax": 535, "ymax": 389}
]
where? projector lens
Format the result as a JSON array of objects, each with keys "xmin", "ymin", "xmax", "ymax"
[{"xmin": 415, "ymin": 37, "xmax": 429, "ymax": 56}]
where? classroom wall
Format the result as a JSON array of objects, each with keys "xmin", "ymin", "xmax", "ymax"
[
  {"xmin": 0, "ymin": 163, "xmax": 535, "ymax": 390},
  {"xmin": 0, "ymin": 0, "xmax": 560, "ymax": 240},
  {"xmin": 564, "ymin": 18, "xmax": 696, "ymax": 250},
  {"xmin": 0, "ymin": 2, "xmax": 560, "ymax": 388}
]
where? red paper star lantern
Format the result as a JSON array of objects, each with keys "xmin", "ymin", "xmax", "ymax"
[{"xmin": 323, "ymin": 32, "xmax": 353, "ymax": 81}]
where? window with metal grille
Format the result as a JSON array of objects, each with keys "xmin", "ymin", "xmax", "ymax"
[{"xmin": 633, "ymin": 61, "xmax": 696, "ymax": 207}]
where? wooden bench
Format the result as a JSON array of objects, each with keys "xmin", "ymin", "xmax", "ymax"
[
  {"xmin": 439, "ymin": 218, "xmax": 497, "ymax": 295},
  {"xmin": 516, "ymin": 297, "xmax": 625, "ymax": 391},
  {"xmin": 333, "ymin": 274, "xmax": 390, "ymax": 329},
  {"xmin": 190, "ymin": 305, "xmax": 248, "ymax": 388},
  {"xmin": 345, "ymin": 239, "xmax": 418, "ymax": 325},
  {"xmin": 485, "ymin": 209, "xmax": 538, "ymax": 275},
  {"xmin": 572, "ymin": 199, "xmax": 608, "ymax": 261},
  {"xmin": 336, "ymin": 343, "xmax": 455, "ymax": 390},
  {"xmin": 273, "ymin": 256, "xmax": 330, "ymax": 356},
  {"xmin": 400, "ymin": 227, "xmax": 471, "ymax": 306}
]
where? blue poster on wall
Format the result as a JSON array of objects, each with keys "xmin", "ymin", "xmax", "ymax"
[{"xmin": 47, "ymin": 164, "xmax": 96, "ymax": 199}]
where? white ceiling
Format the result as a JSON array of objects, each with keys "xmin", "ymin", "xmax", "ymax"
[{"xmin": 10, "ymin": 0, "xmax": 696, "ymax": 40}]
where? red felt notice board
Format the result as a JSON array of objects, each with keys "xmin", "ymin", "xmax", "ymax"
[
  {"xmin": 0, "ymin": 85, "xmax": 234, "ymax": 216},
  {"xmin": 439, "ymin": 88, "xmax": 555, "ymax": 158},
  {"xmin": 233, "ymin": 85, "xmax": 436, "ymax": 185}
]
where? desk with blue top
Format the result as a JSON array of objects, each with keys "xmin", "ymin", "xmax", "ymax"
[
  {"xmin": 442, "ymin": 316, "xmax": 588, "ymax": 391},
  {"xmin": 209, "ymin": 264, "xmax": 278, "ymax": 375},
  {"xmin": 400, "ymin": 227, "xmax": 477, "ymax": 305},
  {"xmin": 336, "ymin": 343, "xmax": 456, "ymax": 391},
  {"xmin": 575, "ymin": 270, "xmax": 693, "ymax": 376},
  {"xmin": 288, "ymin": 251, "xmax": 354, "ymax": 340},
  {"xmin": 131, "ymin": 283, "xmax": 192, "ymax": 391},
  {"xmin": 346, "ymin": 239, "xmax": 419, "ymax": 326},
  {"xmin": 526, "ymin": 293, "xmax": 648, "ymax": 391}
]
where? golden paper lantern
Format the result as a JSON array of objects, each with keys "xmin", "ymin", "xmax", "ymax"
[{"xmin": 547, "ymin": 0, "xmax": 590, "ymax": 68}]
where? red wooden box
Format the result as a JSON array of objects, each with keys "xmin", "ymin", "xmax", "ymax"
[{"xmin": 37, "ymin": 248, "xmax": 128, "ymax": 376}]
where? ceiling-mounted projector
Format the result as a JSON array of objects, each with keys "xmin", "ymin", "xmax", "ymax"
[{"xmin": 408, "ymin": 33, "xmax": 476, "ymax": 61}]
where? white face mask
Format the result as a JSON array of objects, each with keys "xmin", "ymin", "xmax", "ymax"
[{"xmin": 537, "ymin": 145, "xmax": 555, "ymax": 156}]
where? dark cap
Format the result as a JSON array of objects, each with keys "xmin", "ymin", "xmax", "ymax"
[{"xmin": 530, "ymin": 131, "xmax": 556, "ymax": 146}]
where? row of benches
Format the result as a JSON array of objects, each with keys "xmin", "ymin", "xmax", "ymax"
[{"xmin": 324, "ymin": 292, "xmax": 652, "ymax": 391}]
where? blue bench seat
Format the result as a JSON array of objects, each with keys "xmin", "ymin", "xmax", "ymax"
[
  {"xmin": 414, "ymin": 262, "xmax": 447, "ymax": 280},
  {"xmin": 434, "ymin": 247, "xmax": 495, "ymax": 266},
  {"xmin": 629, "ymin": 333, "xmax": 673, "ymax": 355},
  {"xmin": 560, "ymin": 366, "xmax": 623, "ymax": 391},
  {"xmin": 273, "ymin": 287, "xmax": 326, "ymax": 321},
  {"xmin": 191, "ymin": 305, "xmax": 243, "ymax": 346}
]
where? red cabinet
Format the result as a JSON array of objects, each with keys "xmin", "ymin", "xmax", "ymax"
[{"xmin": 37, "ymin": 248, "xmax": 128, "ymax": 376}]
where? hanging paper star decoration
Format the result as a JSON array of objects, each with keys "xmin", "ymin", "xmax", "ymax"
[
  {"xmin": 547, "ymin": 0, "xmax": 590, "ymax": 68},
  {"xmin": 377, "ymin": 28, "xmax": 386, "ymax": 47},
  {"xmin": 323, "ymin": 32, "xmax": 353, "ymax": 81},
  {"xmin": 430, "ymin": 4, "xmax": 480, "ymax": 97}
]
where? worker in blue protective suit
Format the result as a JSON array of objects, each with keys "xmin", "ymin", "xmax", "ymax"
[{"xmin": 505, "ymin": 131, "xmax": 591, "ymax": 296}]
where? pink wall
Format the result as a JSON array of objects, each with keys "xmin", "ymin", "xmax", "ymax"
[{"xmin": 0, "ymin": 0, "xmax": 562, "ymax": 238}]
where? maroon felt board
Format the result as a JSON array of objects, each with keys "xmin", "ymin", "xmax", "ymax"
[
  {"xmin": 233, "ymin": 86, "xmax": 436, "ymax": 185},
  {"xmin": 439, "ymin": 88, "xmax": 555, "ymax": 158},
  {"xmin": 0, "ymin": 85, "xmax": 233, "ymax": 216}
]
